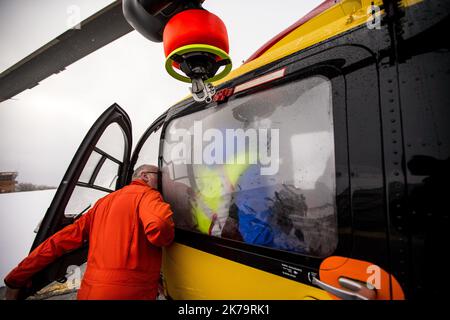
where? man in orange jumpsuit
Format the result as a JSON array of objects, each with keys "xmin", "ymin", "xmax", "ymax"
[{"xmin": 4, "ymin": 164, "xmax": 174, "ymax": 300}]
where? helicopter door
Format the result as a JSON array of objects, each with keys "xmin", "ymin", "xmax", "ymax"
[{"xmin": 29, "ymin": 103, "xmax": 132, "ymax": 296}]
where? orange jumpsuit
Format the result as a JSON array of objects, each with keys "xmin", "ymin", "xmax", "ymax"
[{"xmin": 4, "ymin": 179, "xmax": 174, "ymax": 300}]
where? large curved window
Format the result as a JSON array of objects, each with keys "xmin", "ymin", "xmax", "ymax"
[
  {"xmin": 64, "ymin": 122, "xmax": 125, "ymax": 217},
  {"xmin": 162, "ymin": 76, "xmax": 337, "ymax": 257}
]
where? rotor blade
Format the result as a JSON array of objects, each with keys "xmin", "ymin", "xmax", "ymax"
[{"xmin": 0, "ymin": 0, "xmax": 133, "ymax": 102}]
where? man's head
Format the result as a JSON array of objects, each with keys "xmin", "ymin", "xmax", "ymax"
[{"xmin": 132, "ymin": 164, "xmax": 159, "ymax": 189}]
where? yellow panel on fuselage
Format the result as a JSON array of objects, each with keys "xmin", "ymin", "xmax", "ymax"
[{"xmin": 163, "ymin": 243, "xmax": 330, "ymax": 300}]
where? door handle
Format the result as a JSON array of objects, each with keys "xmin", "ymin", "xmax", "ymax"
[{"xmin": 312, "ymin": 276, "xmax": 376, "ymax": 300}]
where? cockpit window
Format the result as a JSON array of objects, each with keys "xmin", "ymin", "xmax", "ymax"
[
  {"xmin": 64, "ymin": 122, "xmax": 125, "ymax": 218},
  {"xmin": 162, "ymin": 76, "xmax": 337, "ymax": 257}
]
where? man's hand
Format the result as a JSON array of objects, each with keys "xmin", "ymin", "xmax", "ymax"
[{"xmin": 5, "ymin": 286, "xmax": 22, "ymax": 300}]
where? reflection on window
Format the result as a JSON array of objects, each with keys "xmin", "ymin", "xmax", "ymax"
[
  {"xmin": 162, "ymin": 76, "xmax": 337, "ymax": 257},
  {"xmin": 65, "ymin": 186, "xmax": 108, "ymax": 218}
]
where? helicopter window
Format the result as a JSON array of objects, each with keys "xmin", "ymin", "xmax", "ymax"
[
  {"xmin": 79, "ymin": 152, "xmax": 103, "ymax": 184},
  {"xmin": 162, "ymin": 76, "xmax": 337, "ymax": 257},
  {"xmin": 65, "ymin": 186, "xmax": 109, "ymax": 218},
  {"xmin": 96, "ymin": 123, "xmax": 126, "ymax": 161},
  {"xmin": 94, "ymin": 159, "xmax": 119, "ymax": 190},
  {"xmin": 134, "ymin": 127, "xmax": 162, "ymax": 170},
  {"xmin": 64, "ymin": 121, "xmax": 126, "ymax": 218}
]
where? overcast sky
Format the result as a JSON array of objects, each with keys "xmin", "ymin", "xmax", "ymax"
[{"xmin": 0, "ymin": 0, "xmax": 324, "ymax": 186}]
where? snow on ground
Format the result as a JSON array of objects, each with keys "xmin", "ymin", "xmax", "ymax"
[{"xmin": 0, "ymin": 189, "xmax": 56, "ymax": 282}]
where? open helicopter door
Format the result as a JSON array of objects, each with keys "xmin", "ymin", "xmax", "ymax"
[{"xmin": 27, "ymin": 104, "xmax": 132, "ymax": 297}]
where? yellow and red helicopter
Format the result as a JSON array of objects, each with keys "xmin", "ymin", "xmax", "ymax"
[{"xmin": 2, "ymin": 0, "xmax": 448, "ymax": 300}]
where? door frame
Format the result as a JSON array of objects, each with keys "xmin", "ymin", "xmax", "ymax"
[{"xmin": 29, "ymin": 103, "xmax": 132, "ymax": 294}]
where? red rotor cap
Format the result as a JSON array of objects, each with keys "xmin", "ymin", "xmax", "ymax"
[{"xmin": 163, "ymin": 9, "xmax": 230, "ymax": 58}]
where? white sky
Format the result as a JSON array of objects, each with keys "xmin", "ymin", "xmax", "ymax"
[{"xmin": 0, "ymin": 0, "xmax": 324, "ymax": 186}]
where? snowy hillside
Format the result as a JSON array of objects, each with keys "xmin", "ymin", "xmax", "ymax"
[{"xmin": 0, "ymin": 189, "xmax": 56, "ymax": 282}]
